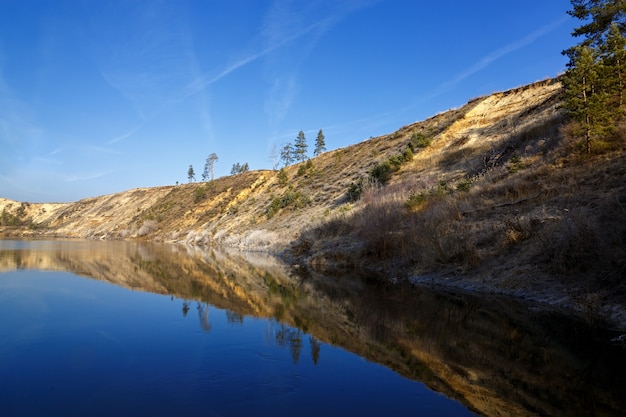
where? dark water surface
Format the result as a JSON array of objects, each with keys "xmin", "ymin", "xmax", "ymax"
[{"xmin": 0, "ymin": 240, "xmax": 624, "ymax": 417}]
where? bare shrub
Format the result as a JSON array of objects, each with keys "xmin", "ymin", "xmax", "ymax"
[
  {"xmin": 410, "ymin": 199, "xmax": 479, "ymax": 269},
  {"xmin": 359, "ymin": 177, "xmax": 382, "ymax": 205},
  {"xmin": 308, "ymin": 214, "xmax": 353, "ymax": 239},
  {"xmin": 349, "ymin": 189, "xmax": 479, "ymax": 269},
  {"xmin": 137, "ymin": 220, "xmax": 159, "ymax": 236},
  {"xmin": 355, "ymin": 196, "xmax": 407, "ymax": 260},
  {"xmin": 538, "ymin": 207, "xmax": 605, "ymax": 276},
  {"xmin": 241, "ymin": 229, "xmax": 283, "ymax": 250},
  {"xmin": 502, "ymin": 216, "xmax": 539, "ymax": 246}
]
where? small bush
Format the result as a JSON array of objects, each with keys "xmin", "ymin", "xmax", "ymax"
[
  {"xmin": 347, "ymin": 178, "xmax": 364, "ymax": 202},
  {"xmin": 409, "ymin": 131, "xmax": 431, "ymax": 150},
  {"xmin": 0, "ymin": 204, "xmax": 30, "ymax": 226},
  {"xmin": 503, "ymin": 216, "xmax": 540, "ymax": 246},
  {"xmin": 296, "ymin": 160, "xmax": 314, "ymax": 177},
  {"xmin": 538, "ymin": 208, "xmax": 606, "ymax": 276},
  {"xmin": 435, "ymin": 180, "xmax": 451, "ymax": 197},
  {"xmin": 369, "ymin": 160, "xmax": 391, "ymax": 182},
  {"xmin": 0, "ymin": 209, "xmax": 22, "ymax": 226},
  {"xmin": 456, "ymin": 178, "xmax": 472, "ymax": 192},
  {"xmin": 193, "ymin": 182, "xmax": 215, "ymax": 203},
  {"xmin": 266, "ymin": 190, "xmax": 310, "ymax": 219},
  {"xmin": 194, "ymin": 187, "xmax": 207, "ymax": 203},
  {"xmin": 507, "ymin": 155, "xmax": 524, "ymax": 173},
  {"xmin": 277, "ymin": 168, "xmax": 288, "ymax": 187},
  {"xmin": 411, "ymin": 200, "xmax": 478, "ymax": 268},
  {"xmin": 406, "ymin": 191, "xmax": 428, "ymax": 209}
]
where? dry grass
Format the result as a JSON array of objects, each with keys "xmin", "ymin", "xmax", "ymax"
[{"xmin": 298, "ymin": 106, "xmax": 626, "ymax": 327}]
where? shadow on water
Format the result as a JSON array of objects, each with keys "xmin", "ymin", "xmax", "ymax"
[{"xmin": 0, "ymin": 239, "xmax": 625, "ymax": 417}]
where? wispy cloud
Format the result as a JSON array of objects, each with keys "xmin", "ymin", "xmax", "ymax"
[
  {"xmin": 107, "ymin": 125, "xmax": 140, "ymax": 144},
  {"xmin": 0, "ymin": 59, "xmax": 45, "ymax": 174},
  {"xmin": 33, "ymin": 155, "xmax": 63, "ymax": 165},
  {"xmin": 433, "ymin": 15, "xmax": 569, "ymax": 96},
  {"xmin": 179, "ymin": 27, "xmax": 214, "ymax": 142},
  {"xmin": 181, "ymin": 18, "xmax": 330, "ymax": 101},
  {"xmin": 262, "ymin": 1, "xmax": 378, "ymax": 128},
  {"xmin": 85, "ymin": 146, "xmax": 122, "ymax": 155},
  {"xmin": 99, "ymin": 70, "xmax": 148, "ymax": 121},
  {"xmin": 64, "ymin": 170, "xmax": 116, "ymax": 183}
]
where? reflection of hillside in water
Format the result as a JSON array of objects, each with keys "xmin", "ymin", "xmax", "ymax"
[{"xmin": 1, "ymin": 240, "xmax": 624, "ymax": 417}]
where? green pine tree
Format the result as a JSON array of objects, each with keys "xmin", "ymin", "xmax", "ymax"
[
  {"xmin": 562, "ymin": 1, "xmax": 626, "ymax": 152},
  {"xmin": 314, "ymin": 129, "xmax": 326, "ymax": 156},
  {"xmin": 294, "ymin": 130, "xmax": 308, "ymax": 162},
  {"xmin": 562, "ymin": 46, "xmax": 611, "ymax": 153},
  {"xmin": 187, "ymin": 165, "xmax": 195, "ymax": 182},
  {"xmin": 602, "ymin": 23, "xmax": 626, "ymax": 111},
  {"xmin": 567, "ymin": 0, "xmax": 626, "ymax": 50}
]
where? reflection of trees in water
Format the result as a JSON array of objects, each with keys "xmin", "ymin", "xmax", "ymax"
[
  {"xmin": 8, "ymin": 240, "xmax": 626, "ymax": 416},
  {"xmin": 226, "ymin": 310, "xmax": 244, "ymax": 324},
  {"xmin": 197, "ymin": 302, "xmax": 211, "ymax": 332},
  {"xmin": 310, "ymin": 336, "xmax": 321, "ymax": 365},
  {"xmin": 274, "ymin": 323, "xmax": 322, "ymax": 365},
  {"xmin": 275, "ymin": 323, "xmax": 303, "ymax": 364},
  {"xmin": 182, "ymin": 300, "xmax": 211, "ymax": 332}
]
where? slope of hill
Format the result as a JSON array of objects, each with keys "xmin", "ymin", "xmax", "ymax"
[{"xmin": 2, "ymin": 77, "xmax": 625, "ymax": 328}]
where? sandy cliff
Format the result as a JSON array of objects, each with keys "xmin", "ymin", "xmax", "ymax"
[{"xmin": 1, "ymin": 79, "xmax": 563, "ymax": 246}]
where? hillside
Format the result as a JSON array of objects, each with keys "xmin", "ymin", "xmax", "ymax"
[{"xmin": 2, "ymin": 77, "xmax": 625, "ymax": 328}]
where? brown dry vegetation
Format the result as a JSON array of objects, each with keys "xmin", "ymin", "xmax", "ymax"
[{"xmin": 2, "ymin": 78, "xmax": 625, "ymax": 328}]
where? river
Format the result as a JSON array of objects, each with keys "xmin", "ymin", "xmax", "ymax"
[{"xmin": 0, "ymin": 239, "xmax": 624, "ymax": 416}]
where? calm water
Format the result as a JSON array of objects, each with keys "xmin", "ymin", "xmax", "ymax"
[{"xmin": 1, "ymin": 240, "xmax": 625, "ymax": 417}]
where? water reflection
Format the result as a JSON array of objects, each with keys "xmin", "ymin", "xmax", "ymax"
[{"xmin": 0, "ymin": 239, "xmax": 625, "ymax": 417}]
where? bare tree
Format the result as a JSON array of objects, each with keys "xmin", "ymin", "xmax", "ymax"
[
  {"xmin": 203, "ymin": 153, "xmax": 219, "ymax": 181},
  {"xmin": 269, "ymin": 143, "xmax": 279, "ymax": 170},
  {"xmin": 280, "ymin": 143, "xmax": 295, "ymax": 166}
]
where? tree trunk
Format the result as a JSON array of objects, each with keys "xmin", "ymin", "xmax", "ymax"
[
  {"xmin": 618, "ymin": 57, "xmax": 623, "ymax": 108},
  {"xmin": 582, "ymin": 75, "xmax": 592, "ymax": 154},
  {"xmin": 585, "ymin": 113, "xmax": 592, "ymax": 154}
]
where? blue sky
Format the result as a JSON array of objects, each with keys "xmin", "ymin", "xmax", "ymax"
[{"xmin": 1, "ymin": 0, "xmax": 577, "ymax": 202}]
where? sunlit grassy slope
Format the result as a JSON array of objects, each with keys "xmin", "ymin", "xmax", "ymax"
[{"xmin": 2, "ymin": 77, "xmax": 625, "ymax": 327}]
